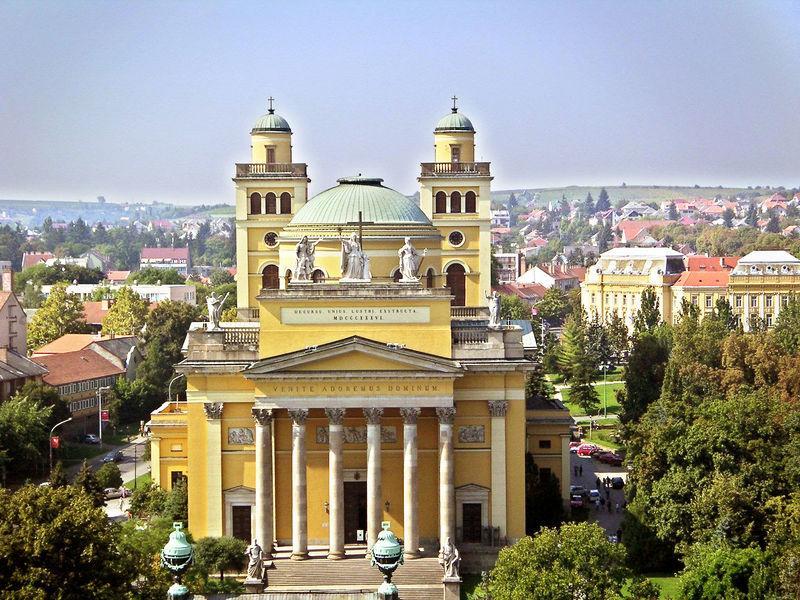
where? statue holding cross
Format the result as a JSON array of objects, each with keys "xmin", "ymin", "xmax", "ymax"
[{"xmin": 340, "ymin": 210, "xmax": 373, "ymax": 281}]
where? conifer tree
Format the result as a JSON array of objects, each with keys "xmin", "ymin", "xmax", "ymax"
[
  {"xmin": 73, "ymin": 460, "xmax": 105, "ymax": 507},
  {"xmin": 595, "ymin": 188, "xmax": 611, "ymax": 212},
  {"xmin": 667, "ymin": 201, "xmax": 678, "ymax": 221},
  {"xmin": 633, "ymin": 287, "xmax": 661, "ymax": 336},
  {"xmin": 49, "ymin": 461, "xmax": 68, "ymax": 487}
]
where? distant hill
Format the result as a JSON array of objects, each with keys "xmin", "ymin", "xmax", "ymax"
[{"xmin": 490, "ymin": 185, "xmax": 759, "ymax": 208}]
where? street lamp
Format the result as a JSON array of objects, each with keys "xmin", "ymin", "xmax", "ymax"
[
  {"xmin": 599, "ymin": 363, "xmax": 610, "ymax": 419},
  {"xmin": 49, "ymin": 417, "xmax": 73, "ymax": 475},
  {"xmin": 168, "ymin": 373, "xmax": 186, "ymax": 403}
]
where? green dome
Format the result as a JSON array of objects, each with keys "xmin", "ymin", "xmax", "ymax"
[
  {"xmin": 435, "ymin": 109, "xmax": 474, "ymax": 132},
  {"xmin": 252, "ymin": 109, "xmax": 291, "ymax": 133},
  {"xmin": 289, "ymin": 177, "xmax": 432, "ymax": 226}
]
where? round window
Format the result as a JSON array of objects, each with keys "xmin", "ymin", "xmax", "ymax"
[
  {"xmin": 448, "ymin": 230, "xmax": 464, "ymax": 247},
  {"xmin": 264, "ymin": 232, "xmax": 278, "ymax": 247}
]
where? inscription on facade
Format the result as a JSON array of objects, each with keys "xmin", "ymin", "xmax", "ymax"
[
  {"xmin": 458, "ymin": 425, "xmax": 485, "ymax": 443},
  {"xmin": 267, "ymin": 382, "xmax": 440, "ymax": 396},
  {"xmin": 282, "ymin": 306, "xmax": 430, "ymax": 324},
  {"xmin": 228, "ymin": 427, "xmax": 254, "ymax": 445},
  {"xmin": 316, "ymin": 426, "xmax": 397, "ymax": 444}
]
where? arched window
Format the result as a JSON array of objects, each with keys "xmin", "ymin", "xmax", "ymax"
[
  {"xmin": 445, "ymin": 263, "xmax": 466, "ymax": 306},
  {"xmin": 261, "ymin": 265, "xmax": 279, "ymax": 290},
  {"xmin": 435, "ymin": 191, "xmax": 447, "ymax": 214},
  {"xmin": 311, "ymin": 269, "xmax": 325, "ymax": 283},
  {"xmin": 392, "ymin": 270, "xmax": 402, "ymax": 283},
  {"xmin": 285, "ymin": 269, "xmax": 292, "ymax": 287},
  {"xmin": 426, "ymin": 268, "xmax": 434, "ymax": 289},
  {"xmin": 265, "ymin": 192, "xmax": 277, "ymax": 214},
  {"xmin": 280, "ymin": 192, "xmax": 292, "ymax": 214},
  {"xmin": 249, "ymin": 192, "xmax": 262, "ymax": 215},
  {"xmin": 465, "ymin": 191, "xmax": 476, "ymax": 213},
  {"xmin": 450, "ymin": 191, "xmax": 462, "ymax": 214}
]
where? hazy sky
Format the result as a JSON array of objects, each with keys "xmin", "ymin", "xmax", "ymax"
[{"xmin": 1, "ymin": 0, "xmax": 798, "ymax": 205}]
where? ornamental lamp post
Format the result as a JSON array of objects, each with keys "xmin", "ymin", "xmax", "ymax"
[
  {"xmin": 160, "ymin": 522, "xmax": 193, "ymax": 600},
  {"xmin": 370, "ymin": 521, "xmax": 404, "ymax": 600}
]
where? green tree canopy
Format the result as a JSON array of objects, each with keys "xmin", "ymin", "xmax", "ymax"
[
  {"xmin": 595, "ymin": 188, "xmax": 611, "ymax": 212},
  {"xmin": 773, "ymin": 296, "xmax": 800, "ymax": 355},
  {"xmin": 73, "ymin": 460, "xmax": 106, "ymax": 507},
  {"xmin": 102, "ymin": 285, "xmax": 149, "ymax": 336},
  {"xmin": 499, "ymin": 294, "xmax": 529, "ymax": 320},
  {"xmin": 128, "ymin": 267, "xmax": 185, "ymax": 285},
  {"xmin": 488, "ymin": 522, "xmax": 628, "ymax": 600},
  {"xmin": 677, "ymin": 543, "xmax": 774, "ymax": 600},
  {"xmin": 193, "ymin": 536, "xmax": 246, "ymax": 581},
  {"xmin": 632, "ymin": 287, "xmax": 662, "ymax": 336},
  {"xmin": 209, "ymin": 268, "xmax": 234, "ymax": 286},
  {"xmin": 26, "ymin": 282, "xmax": 90, "ymax": 351},
  {"xmin": 536, "ymin": 287, "xmax": 570, "ymax": 323},
  {"xmin": 0, "ymin": 395, "xmax": 53, "ymax": 478},
  {"xmin": 95, "ymin": 462, "xmax": 123, "ymax": 489},
  {"xmin": 14, "ymin": 263, "xmax": 104, "ymax": 293}
]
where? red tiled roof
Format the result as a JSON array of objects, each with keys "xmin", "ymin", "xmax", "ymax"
[
  {"xmin": 536, "ymin": 264, "xmax": 587, "ymax": 281},
  {"xmin": 33, "ymin": 349, "xmax": 124, "ymax": 386},
  {"xmin": 686, "ymin": 256, "xmax": 739, "ymax": 271},
  {"xmin": 140, "ymin": 247, "xmax": 189, "ymax": 260},
  {"xmin": 616, "ymin": 220, "xmax": 669, "ymax": 242},
  {"xmin": 106, "ymin": 270, "xmax": 130, "ymax": 282},
  {"xmin": 21, "ymin": 252, "xmax": 55, "ymax": 269},
  {"xmin": 494, "ymin": 283, "xmax": 547, "ymax": 301},
  {"xmin": 674, "ymin": 271, "xmax": 730, "ymax": 288}
]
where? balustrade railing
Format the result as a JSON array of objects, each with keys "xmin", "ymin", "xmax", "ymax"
[
  {"xmin": 420, "ymin": 162, "xmax": 490, "ymax": 177},
  {"xmin": 452, "ymin": 327, "xmax": 489, "ymax": 345},
  {"xmin": 223, "ymin": 327, "xmax": 259, "ymax": 347},
  {"xmin": 235, "ymin": 163, "xmax": 308, "ymax": 178},
  {"xmin": 451, "ymin": 306, "xmax": 488, "ymax": 318}
]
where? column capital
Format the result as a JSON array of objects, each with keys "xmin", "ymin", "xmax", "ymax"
[
  {"xmin": 363, "ymin": 407, "xmax": 383, "ymax": 425},
  {"xmin": 400, "ymin": 407, "xmax": 421, "ymax": 425},
  {"xmin": 252, "ymin": 408, "xmax": 273, "ymax": 425},
  {"xmin": 204, "ymin": 402, "xmax": 223, "ymax": 420},
  {"xmin": 488, "ymin": 400, "xmax": 509, "ymax": 417},
  {"xmin": 288, "ymin": 408, "xmax": 309, "ymax": 425},
  {"xmin": 325, "ymin": 407, "xmax": 346, "ymax": 425},
  {"xmin": 436, "ymin": 407, "xmax": 456, "ymax": 425}
]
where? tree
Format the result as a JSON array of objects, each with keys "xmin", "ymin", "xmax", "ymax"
[
  {"xmin": 597, "ymin": 223, "xmax": 613, "ymax": 253},
  {"xmin": 26, "ymin": 282, "xmax": 90, "ymax": 351},
  {"xmin": 606, "ymin": 311, "xmax": 629, "ymax": 360},
  {"xmin": 209, "ymin": 268, "xmax": 234, "ymax": 286},
  {"xmin": 745, "ymin": 203, "xmax": 759, "ymax": 227},
  {"xmin": 0, "ymin": 395, "xmax": 52, "ymax": 478},
  {"xmin": 667, "ymin": 201, "xmax": 678, "ymax": 221},
  {"xmin": 536, "ymin": 287, "xmax": 569, "ymax": 322},
  {"xmin": 14, "ymin": 263, "xmax": 104, "ymax": 292},
  {"xmin": 525, "ymin": 455, "xmax": 563, "ymax": 533},
  {"xmin": 765, "ymin": 214, "xmax": 781, "ymax": 234},
  {"xmin": 108, "ymin": 377, "xmax": 157, "ymax": 426},
  {"xmin": 128, "ymin": 267, "xmax": 185, "ymax": 285},
  {"xmin": 193, "ymin": 536, "xmax": 246, "ymax": 582},
  {"xmin": 49, "ymin": 461, "xmax": 68, "ymax": 487},
  {"xmin": 102, "ymin": 285, "xmax": 149, "ymax": 336},
  {"xmin": 163, "ymin": 477, "xmax": 189, "ymax": 523},
  {"xmin": 95, "ymin": 462, "xmax": 123, "ymax": 489},
  {"xmin": 499, "ymin": 294, "xmax": 529, "ymax": 320},
  {"xmin": 0, "ymin": 485, "xmax": 128, "ymax": 598},
  {"xmin": 773, "ymin": 296, "xmax": 800, "ymax": 354},
  {"xmin": 723, "ymin": 207, "xmax": 735, "ymax": 228},
  {"xmin": 525, "ymin": 367, "xmax": 554, "ymax": 407},
  {"xmin": 488, "ymin": 522, "xmax": 628, "ymax": 600},
  {"xmin": 632, "ymin": 287, "xmax": 661, "ymax": 336},
  {"xmin": 569, "ymin": 371, "xmax": 600, "ymax": 415},
  {"xmin": 116, "ymin": 517, "xmax": 177, "ymax": 599},
  {"xmin": 677, "ymin": 543, "xmax": 774, "ymax": 599},
  {"xmin": 557, "ymin": 316, "xmax": 587, "ymax": 381},
  {"xmin": 620, "ymin": 328, "xmax": 671, "ymax": 424},
  {"xmin": 582, "ymin": 192, "xmax": 595, "ymax": 216},
  {"xmin": 595, "ymin": 188, "xmax": 611, "ymax": 212},
  {"xmin": 73, "ymin": 460, "xmax": 106, "ymax": 507},
  {"xmin": 129, "ymin": 482, "xmax": 168, "ymax": 519}
]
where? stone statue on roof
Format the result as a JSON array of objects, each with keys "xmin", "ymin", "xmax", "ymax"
[
  {"xmin": 398, "ymin": 237, "xmax": 427, "ymax": 282},
  {"xmin": 340, "ymin": 232, "xmax": 371, "ymax": 281},
  {"xmin": 295, "ymin": 236, "xmax": 322, "ymax": 281}
]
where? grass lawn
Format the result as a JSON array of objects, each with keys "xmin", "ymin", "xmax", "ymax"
[
  {"xmin": 562, "ymin": 381, "xmax": 624, "ymax": 417},
  {"xmin": 591, "ymin": 429, "xmax": 622, "ymax": 450},
  {"xmin": 124, "ymin": 471, "xmax": 151, "ymax": 490},
  {"xmin": 647, "ymin": 574, "xmax": 680, "ymax": 598}
]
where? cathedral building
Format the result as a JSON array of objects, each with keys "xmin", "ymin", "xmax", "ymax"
[{"xmin": 149, "ymin": 101, "xmax": 571, "ymax": 563}]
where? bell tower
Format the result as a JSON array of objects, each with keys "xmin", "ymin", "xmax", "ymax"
[
  {"xmin": 234, "ymin": 99, "xmax": 310, "ymax": 316},
  {"xmin": 418, "ymin": 98, "xmax": 492, "ymax": 306}
]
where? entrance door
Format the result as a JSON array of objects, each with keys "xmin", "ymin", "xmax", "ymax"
[
  {"xmin": 231, "ymin": 505, "xmax": 252, "ymax": 542},
  {"xmin": 462, "ymin": 503, "xmax": 482, "ymax": 543},
  {"xmin": 344, "ymin": 481, "xmax": 368, "ymax": 544},
  {"xmin": 446, "ymin": 264, "xmax": 466, "ymax": 306}
]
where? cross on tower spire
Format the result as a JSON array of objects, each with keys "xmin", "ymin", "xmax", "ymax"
[
  {"xmin": 267, "ymin": 96, "xmax": 275, "ymax": 114},
  {"xmin": 451, "ymin": 95, "xmax": 458, "ymax": 113}
]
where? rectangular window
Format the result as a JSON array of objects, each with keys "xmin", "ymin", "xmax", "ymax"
[
  {"xmin": 766, "ymin": 314, "xmax": 773, "ymax": 327},
  {"xmin": 266, "ymin": 147, "xmax": 276, "ymax": 164},
  {"xmin": 766, "ymin": 295, "xmax": 773, "ymax": 308},
  {"xmin": 450, "ymin": 145, "xmax": 461, "ymax": 163},
  {"xmin": 170, "ymin": 444, "xmax": 183, "ymax": 452},
  {"xmin": 538, "ymin": 439, "xmax": 551, "ymax": 449},
  {"xmin": 735, "ymin": 295, "xmax": 742, "ymax": 308},
  {"xmin": 750, "ymin": 295, "xmax": 758, "ymax": 308},
  {"xmin": 705, "ymin": 295, "xmax": 712, "ymax": 308},
  {"xmin": 782, "ymin": 295, "xmax": 789, "ymax": 307},
  {"xmin": 691, "ymin": 295, "xmax": 699, "ymax": 306}
]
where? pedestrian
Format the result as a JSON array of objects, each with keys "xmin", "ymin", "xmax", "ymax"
[
  {"xmin": 574, "ymin": 465, "xmax": 578, "ymax": 477},
  {"xmin": 596, "ymin": 477, "xmax": 601, "ymax": 489},
  {"xmin": 615, "ymin": 502, "xmax": 620, "ymax": 513},
  {"xmin": 119, "ymin": 495, "xmax": 124, "ymax": 510},
  {"xmin": 600, "ymin": 497, "xmax": 606, "ymax": 507},
  {"xmin": 595, "ymin": 499, "xmax": 600, "ymax": 510},
  {"xmin": 605, "ymin": 490, "xmax": 610, "ymax": 501},
  {"xmin": 607, "ymin": 502, "xmax": 612, "ymax": 513},
  {"xmin": 617, "ymin": 528, "xmax": 623, "ymax": 542},
  {"xmin": 579, "ymin": 465, "xmax": 583, "ymax": 477}
]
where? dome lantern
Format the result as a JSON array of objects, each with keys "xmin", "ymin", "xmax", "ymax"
[{"xmin": 251, "ymin": 97, "xmax": 292, "ymax": 134}]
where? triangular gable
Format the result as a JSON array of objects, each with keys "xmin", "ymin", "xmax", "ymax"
[{"xmin": 243, "ymin": 335, "xmax": 462, "ymax": 378}]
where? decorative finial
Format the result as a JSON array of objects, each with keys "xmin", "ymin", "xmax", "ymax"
[
  {"xmin": 451, "ymin": 95, "xmax": 458, "ymax": 113},
  {"xmin": 267, "ymin": 96, "xmax": 275, "ymax": 114}
]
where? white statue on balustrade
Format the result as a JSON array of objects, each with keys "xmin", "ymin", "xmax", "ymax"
[
  {"xmin": 340, "ymin": 232, "xmax": 371, "ymax": 281},
  {"xmin": 440, "ymin": 537, "xmax": 461, "ymax": 580},
  {"xmin": 294, "ymin": 236, "xmax": 323, "ymax": 281},
  {"xmin": 397, "ymin": 237, "xmax": 427, "ymax": 282},
  {"xmin": 207, "ymin": 291, "xmax": 230, "ymax": 330},
  {"xmin": 485, "ymin": 290, "xmax": 501, "ymax": 329}
]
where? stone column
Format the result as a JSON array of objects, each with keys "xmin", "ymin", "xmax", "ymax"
[
  {"xmin": 204, "ymin": 402, "xmax": 223, "ymax": 537},
  {"xmin": 325, "ymin": 408, "xmax": 346, "ymax": 559},
  {"xmin": 400, "ymin": 407, "xmax": 421, "ymax": 559},
  {"xmin": 488, "ymin": 400, "xmax": 508, "ymax": 537},
  {"xmin": 436, "ymin": 406, "xmax": 456, "ymax": 552},
  {"xmin": 252, "ymin": 408, "xmax": 273, "ymax": 559},
  {"xmin": 364, "ymin": 407, "xmax": 383, "ymax": 551},
  {"xmin": 289, "ymin": 409, "xmax": 309, "ymax": 560}
]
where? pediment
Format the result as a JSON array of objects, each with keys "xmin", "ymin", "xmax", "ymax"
[{"xmin": 244, "ymin": 336, "xmax": 462, "ymax": 379}]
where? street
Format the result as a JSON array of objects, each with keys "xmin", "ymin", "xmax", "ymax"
[
  {"xmin": 90, "ymin": 436, "xmax": 151, "ymax": 519},
  {"xmin": 571, "ymin": 452, "xmax": 627, "ymax": 540}
]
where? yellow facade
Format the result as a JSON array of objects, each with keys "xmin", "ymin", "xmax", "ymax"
[{"xmin": 150, "ymin": 103, "xmax": 571, "ymax": 559}]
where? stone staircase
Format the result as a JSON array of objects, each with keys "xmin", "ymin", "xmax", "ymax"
[{"xmin": 266, "ymin": 548, "xmax": 443, "ymax": 600}]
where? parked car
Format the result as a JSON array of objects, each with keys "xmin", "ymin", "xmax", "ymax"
[
  {"xmin": 597, "ymin": 452, "xmax": 623, "ymax": 467},
  {"xmin": 576, "ymin": 443, "xmax": 599, "ymax": 458},
  {"xmin": 102, "ymin": 450, "xmax": 124, "ymax": 463},
  {"xmin": 570, "ymin": 494, "xmax": 585, "ymax": 509},
  {"xmin": 589, "ymin": 489, "xmax": 601, "ymax": 502},
  {"xmin": 570, "ymin": 485, "xmax": 588, "ymax": 497},
  {"xmin": 83, "ymin": 434, "xmax": 100, "ymax": 444},
  {"xmin": 569, "ymin": 441, "xmax": 582, "ymax": 453},
  {"xmin": 104, "ymin": 487, "xmax": 132, "ymax": 500},
  {"xmin": 611, "ymin": 476, "xmax": 625, "ymax": 489}
]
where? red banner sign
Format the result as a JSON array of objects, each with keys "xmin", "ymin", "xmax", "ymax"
[
  {"xmin": 50, "ymin": 436, "xmax": 60, "ymax": 449},
  {"xmin": 101, "ymin": 410, "xmax": 109, "ymax": 422}
]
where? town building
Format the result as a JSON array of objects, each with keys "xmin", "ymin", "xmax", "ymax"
[
  {"xmin": 149, "ymin": 103, "xmax": 570, "ymax": 568},
  {"xmin": 493, "ymin": 251, "xmax": 524, "ymax": 283},
  {"xmin": 517, "ymin": 258, "xmax": 585, "ymax": 291},
  {"xmin": 139, "ymin": 246, "xmax": 191, "ymax": 276},
  {"xmin": 39, "ymin": 282, "xmax": 196, "ymax": 305},
  {"xmin": 727, "ymin": 251, "xmax": 800, "ymax": 331}
]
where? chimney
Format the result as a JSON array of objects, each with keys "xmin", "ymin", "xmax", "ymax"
[
  {"xmin": 720, "ymin": 257, "xmax": 725, "ymax": 268},
  {"xmin": 0, "ymin": 263, "xmax": 12, "ymax": 292}
]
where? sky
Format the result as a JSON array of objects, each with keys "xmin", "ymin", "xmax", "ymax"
[{"xmin": 0, "ymin": 0, "xmax": 798, "ymax": 205}]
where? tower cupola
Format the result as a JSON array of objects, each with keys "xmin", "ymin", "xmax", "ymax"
[
  {"xmin": 250, "ymin": 97, "xmax": 293, "ymax": 163},
  {"xmin": 433, "ymin": 96, "xmax": 475, "ymax": 163}
]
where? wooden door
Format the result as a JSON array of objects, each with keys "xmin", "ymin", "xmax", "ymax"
[
  {"xmin": 232, "ymin": 505, "xmax": 251, "ymax": 542},
  {"xmin": 446, "ymin": 264, "xmax": 466, "ymax": 306},
  {"xmin": 344, "ymin": 481, "xmax": 367, "ymax": 544},
  {"xmin": 462, "ymin": 503, "xmax": 482, "ymax": 543}
]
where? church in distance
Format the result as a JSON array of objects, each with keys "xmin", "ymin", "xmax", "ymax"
[{"xmin": 149, "ymin": 101, "xmax": 571, "ymax": 562}]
